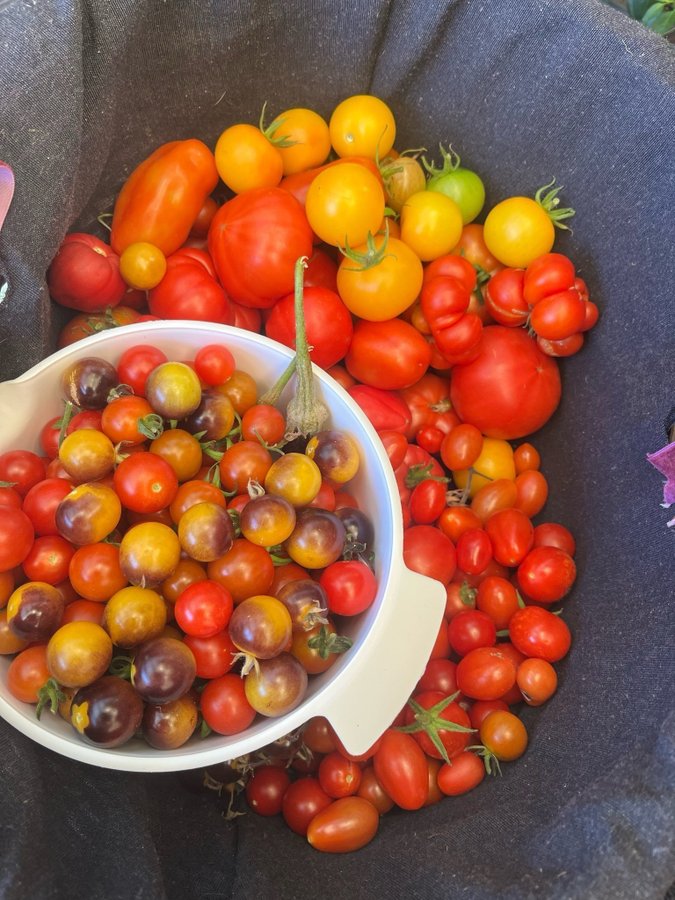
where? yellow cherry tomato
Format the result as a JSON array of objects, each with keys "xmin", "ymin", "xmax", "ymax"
[
  {"xmin": 483, "ymin": 197, "xmax": 555, "ymax": 267},
  {"xmin": 452, "ymin": 437, "xmax": 516, "ymax": 497},
  {"xmin": 336, "ymin": 234, "xmax": 423, "ymax": 321},
  {"xmin": 103, "ymin": 585, "xmax": 167, "ymax": 648},
  {"xmin": 305, "ymin": 162, "xmax": 385, "ymax": 248},
  {"xmin": 264, "ymin": 453, "xmax": 322, "ymax": 507},
  {"xmin": 267, "ymin": 107, "xmax": 331, "ymax": 176},
  {"xmin": 400, "ymin": 191, "xmax": 464, "ymax": 261},
  {"xmin": 329, "ymin": 94, "xmax": 396, "ymax": 159},
  {"xmin": 119, "ymin": 242, "xmax": 167, "ymax": 290},
  {"xmin": 58, "ymin": 428, "xmax": 116, "ymax": 483},
  {"xmin": 214, "ymin": 123, "xmax": 283, "ymax": 193}
]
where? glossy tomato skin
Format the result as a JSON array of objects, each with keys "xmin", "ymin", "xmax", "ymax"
[
  {"xmin": 306, "ymin": 796, "xmax": 379, "ymax": 853},
  {"xmin": 282, "ymin": 777, "xmax": 333, "ymax": 836},
  {"xmin": 345, "ymin": 318, "xmax": 431, "ymax": 390},
  {"xmin": 450, "ymin": 326, "xmax": 561, "ymax": 440},
  {"xmin": 245, "ymin": 765, "xmax": 291, "ymax": 816},
  {"xmin": 208, "ymin": 188, "xmax": 313, "ymax": 308},
  {"xmin": 456, "ymin": 646, "xmax": 517, "ymax": 700},
  {"xmin": 403, "ymin": 525, "xmax": 457, "ymax": 586},
  {"xmin": 373, "ymin": 729, "xmax": 428, "ymax": 810},
  {"xmin": 148, "ymin": 249, "xmax": 232, "ymax": 323},
  {"xmin": 265, "ymin": 286, "xmax": 353, "ymax": 369},
  {"xmin": 508, "ymin": 606, "xmax": 572, "ymax": 662},
  {"xmin": 517, "ymin": 546, "xmax": 577, "ymax": 603},
  {"xmin": 437, "ymin": 751, "xmax": 485, "ymax": 796}
]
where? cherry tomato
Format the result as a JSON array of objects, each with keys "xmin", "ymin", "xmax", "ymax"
[
  {"xmin": 517, "ymin": 657, "xmax": 558, "ymax": 705},
  {"xmin": 532, "ymin": 522, "xmax": 576, "ymax": 557},
  {"xmin": 400, "ymin": 191, "xmax": 463, "ymax": 261},
  {"xmin": 403, "ymin": 525, "xmax": 457, "ymax": 586},
  {"xmin": 214, "ymin": 123, "xmax": 283, "ymax": 193},
  {"xmin": 319, "ymin": 561, "xmax": 377, "ymax": 616},
  {"xmin": 456, "ymin": 646, "xmax": 517, "ymax": 700},
  {"xmin": 267, "ymin": 106, "xmax": 331, "ymax": 175},
  {"xmin": 116, "ymin": 344, "xmax": 168, "ymax": 396},
  {"xmin": 207, "ymin": 538, "xmax": 275, "ymax": 604},
  {"xmin": 485, "ymin": 508, "xmax": 534, "ymax": 567},
  {"xmin": 307, "ymin": 796, "xmax": 380, "ymax": 853},
  {"xmin": 508, "ymin": 606, "xmax": 572, "ymax": 662},
  {"xmin": 479, "ymin": 709, "xmax": 528, "ymax": 761},
  {"xmin": 7, "ymin": 644, "xmax": 51, "ymax": 703},
  {"xmin": 483, "ymin": 196, "xmax": 556, "ymax": 268},
  {"xmin": 329, "ymin": 94, "xmax": 396, "ymax": 159},
  {"xmin": 245, "ymin": 765, "xmax": 292, "ymax": 816},
  {"xmin": 403, "ymin": 690, "xmax": 473, "ymax": 761},
  {"xmin": 119, "ymin": 242, "xmax": 167, "ymax": 290},
  {"xmin": 282, "ymin": 777, "xmax": 332, "ymax": 836},
  {"xmin": 184, "ymin": 629, "xmax": 237, "ymax": 679},
  {"xmin": 409, "ymin": 479, "xmax": 447, "ymax": 525},
  {"xmin": 516, "ymin": 546, "xmax": 576, "ymax": 603},
  {"xmin": 455, "ymin": 528, "xmax": 493, "ymax": 576},
  {"xmin": 476, "ymin": 576, "xmax": 520, "ymax": 629},
  {"xmin": 448, "ymin": 610, "xmax": 496, "ymax": 656},
  {"xmin": 305, "ymin": 162, "xmax": 385, "ymax": 248},
  {"xmin": 373, "ymin": 729, "xmax": 428, "ymax": 811},
  {"xmin": 318, "ymin": 751, "xmax": 363, "ymax": 798},
  {"xmin": 0, "ymin": 450, "xmax": 47, "ymax": 497},
  {"xmin": 200, "ymin": 673, "xmax": 256, "ymax": 735},
  {"xmin": 174, "ymin": 580, "xmax": 233, "ymax": 638},
  {"xmin": 437, "ymin": 751, "xmax": 486, "ymax": 795}
]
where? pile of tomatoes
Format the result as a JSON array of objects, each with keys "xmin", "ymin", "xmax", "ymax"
[
  {"xmin": 16, "ymin": 92, "xmax": 596, "ymax": 852},
  {"xmin": 0, "ymin": 343, "xmax": 379, "ymax": 749}
]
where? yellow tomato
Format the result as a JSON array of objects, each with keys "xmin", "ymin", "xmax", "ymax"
[
  {"xmin": 214, "ymin": 123, "xmax": 283, "ymax": 193},
  {"xmin": 329, "ymin": 94, "xmax": 396, "ymax": 159},
  {"xmin": 452, "ymin": 437, "xmax": 516, "ymax": 497},
  {"xmin": 400, "ymin": 191, "xmax": 464, "ymax": 261},
  {"xmin": 119, "ymin": 242, "xmax": 166, "ymax": 290},
  {"xmin": 305, "ymin": 162, "xmax": 385, "ymax": 248},
  {"xmin": 267, "ymin": 107, "xmax": 331, "ymax": 175},
  {"xmin": 483, "ymin": 197, "xmax": 555, "ymax": 267},
  {"xmin": 336, "ymin": 234, "xmax": 423, "ymax": 321}
]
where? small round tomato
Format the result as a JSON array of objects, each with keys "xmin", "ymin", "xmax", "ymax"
[
  {"xmin": 7, "ymin": 645, "xmax": 51, "ymax": 703},
  {"xmin": 175, "ymin": 580, "xmax": 233, "ymax": 638},
  {"xmin": 455, "ymin": 646, "xmax": 517, "ymax": 700},
  {"xmin": 214, "ymin": 123, "xmax": 283, "ymax": 193},
  {"xmin": 476, "ymin": 576, "xmax": 520, "ymax": 630},
  {"xmin": 305, "ymin": 162, "xmax": 385, "ymax": 248},
  {"xmin": 318, "ymin": 751, "xmax": 363, "ymax": 798},
  {"xmin": 455, "ymin": 528, "xmax": 493, "ymax": 576},
  {"xmin": 267, "ymin": 106, "xmax": 331, "ymax": 175},
  {"xmin": 452, "ymin": 437, "xmax": 515, "ymax": 498},
  {"xmin": 200, "ymin": 673, "xmax": 256, "ymax": 735},
  {"xmin": 448, "ymin": 610, "xmax": 496, "ymax": 656},
  {"xmin": 104, "ymin": 585, "xmax": 167, "ymax": 648},
  {"xmin": 517, "ymin": 546, "xmax": 576, "ymax": 603},
  {"xmin": 404, "ymin": 525, "xmax": 457, "ymax": 586},
  {"xmin": 22, "ymin": 478, "xmax": 73, "ymax": 536},
  {"xmin": 47, "ymin": 621, "xmax": 113, "ymax": 688},
  {"xmin": 319, "ymin": 560, "xmax": 377, "ymax": 616},
  {"xmin": 329, "ymin": 94, "xmax": 396, "ymax": 159},
  {"xmin": 517, "ymin": 657, "xmax": 558, "ymax": 706},
  {"xmin": 400, "ymin": 191, "xmax": 464, "ymax": 261},
  {"xmin": 193, "ymin": 344, "xmax": 236, "ymax": 386},
  {"xmin": 437, "ymin": 751, "xmax": 486, "ymax": 796},
  {"xmin": 116, "ymin": 344, "xmax": 168, "ymax": 396},
  {"xmin": 0, "ymin": 450, "xmax": 47, "ymax": 497},
  {"xmin": 119, "ymin": 242, "xmax": 167, "ymax": 290},
  {"xmin": 483, "ymin": 196, "xmax": 555, "ymax": 268},
  {"xmin": 336, "ymin": 234, "xmax": 423, "ymax": 322},
  {"xmin": 207, "ymin": 538, "xmax": 275, "ymax": 604},
  {"xmin": 184, "ymin": 629, "xmax": 237, "ymax": 679},
  {"xmin": 282, "ymin": 777, "xmax": 332, "ymax": 836},
  {"xmin": 532, "ymin": 523, "xmax": 576, "ymax": 557},
  {"xmin": 479, "ymin": 709, "xmax": 528, "ymax": 761},
  {"xmin": 245, "ymin": 764, "xmax": 292, "ymax": 816},
  {"xmin": 113, "ymin": 452, "xmax": 179, "ymax": 513},
  {"xmin": 485, "ymin": 508, "xmax": 534, "ymax": 568},
  {"xmin": 68, "ymin": 542, "xmax": 128, "ymax": 602}
]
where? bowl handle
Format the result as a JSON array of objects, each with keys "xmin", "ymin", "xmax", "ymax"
[{"xmin": 323, "ymin": 566, "xmax": 446, "ymax": 756}]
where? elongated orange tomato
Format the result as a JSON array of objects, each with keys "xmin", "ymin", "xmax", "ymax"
[{"xmin": 111, "ymin": 140, "xmax": 218, "ymax": 256}]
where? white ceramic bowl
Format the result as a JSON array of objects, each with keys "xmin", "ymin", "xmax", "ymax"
[{"xmin": 0, "ymin": 321, "xmax": 446, "ymax": 771}]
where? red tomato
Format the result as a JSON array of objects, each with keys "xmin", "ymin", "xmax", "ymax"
[
  {"xmin": 116, "ymin": 344, "xmax": 169, "ymax": 396},
  {"xmin": 409, "ymin": 479, "xmax": 447, "ymax": 525},
  {"xmin": 345, "ymin": 318, "xmax": 432, "ymax": 390},
  {"xmin": 0, "ymin": 485, "xmax": 22, "ymax": 509},
  {"xmin": 399, "ymin": 372, "xmax": 454, "ymax": 440},
  {"xmin": 476, "ymin": 576, "xmax": 520, "ymax": 629},
  {"xmin": 22, "ymin": 478, "xmax": 73, "ymax": 536},
  {"xmin": 304, "ymin": 248, "xmax": 339, "ymax": 292},
  {"xmin": 306, "ymin": 797, "xmax": 380, "ymax": 853},
  {"xmin": 532, "ymin": 522, "xmax": 576, "ymax": 557},
  {"xmin": 529, "ymin": 289, "xmax": 586, "ymax": 341},
  {"xmin": 183, "ymin": 630, "xmax": 237, "ymax": 679},
  {"xmin": 0, "ymin": 450, "xmax": 47, "ymax": 497},
  {"xmin": 47, "ymin": 233, "xmax": 126, "ymax": 312},
  {"xmin": 113, "ymin": 452, "xmax": 179, "ymax": 514},
  {"xmin": 379, "ymin": 431, "xmax": 409, "ymax": 470},
  {"xmin": 456, "ymin": 646, "xmax": 517, "ymax": 700},
  {"xmin": 449, "ymin": 326, "xmax": 561, "ymax": 440},
  {"xmin": 416, "ymin": 658, "xmax": 459, "ymax": 695},
  {"xmin": 22, "ymin": 535, "xmax": 75, "ymax": 584},
  {"xmin": 508, "ymin": 606, "xmax": 572, "ymax": 662},
  {"xmin": 208, "ymin": 187, "xmax": 313, "ymax": 308},
  {"xmin": 403, "ymin": 690, "xmax": 473, "ymax": 760},
  {"xmin": 448, "ymin": 610, "xmax": 496, "ymax": 656},
  {"xmin": 174, "ymin": 580, "xmax": 233, "ymax": 638},
  {"xmin": 200, "ymin": 673, "xmax": 256, "ymax": 735},
  {"xmin": 282, "ymin": 777, "xmax": 333, "ymax": 836},
  {"xmin": 517, "ymin": 546, "xmax": 577, "ymax": 603},
  {"xmin": 469, "ymin": 699, "xmax": 510, "ymax": 730},
  {"xmin": 485, "ymin": 508, "xmax": 534, "ymax": 568},
  {"xmin": 0, "ymin": 508, "xmax": 34, "ymax": 571},
  {"xmin": 455, "ymin": 528, "xmax": 493, "ymax": 575},
  {"xmin": 373, "ymin": 730, "xmax": 428, "ymax": 810},
  {"xmin": 7, "ymin": 644, "xmax": 50, "ymax": 703},
  {"xmin": 245, "ymin": 764, "xmax": 291, "ymax": 817},
  {"xmin": 523, "ymin": 252, "xmax": 575, "ymax": 305},
  {"xmin": 437, "ymin": 751, "xmax": 485, "ymax": 796},
  {"xmin": 265, "ymin": 286, "xmax": 353, "ymax": 369},
  {"xmin": 347, "ymin": 385, "xmax": 412, "ymax": 433},
  {"xmin": 148, "ymin": 248, "xmax": 232, "ymax": 323},
  {"xmin": 318, "ymin": 752, "xmax": 363, "ymax": 798},
  {"xmin": 319, "ymin": 560, "xmax": 377, "ymax": 616},
  {"xmin": 403, "ymin": 525, "xmax": 457, "ymax": 586},
  {"xmin": 484, "ymin": 268, "xmax": 528, "ymax": 326},
  {"xmin": 61, "ymin": 599, "xmax": 106, "ymax": 625}
]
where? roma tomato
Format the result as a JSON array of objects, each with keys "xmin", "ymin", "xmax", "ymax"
[
  {"xmin": 307, "ymin": 796, "xmax": 380, "ymax": 853},
  {"xmin": 208, "ymin": 188, "xmax": 313, "ymax": 308},
  {"xmin": 484, "ymin": 508, "xmax": 534, "ymax": 568},
  {"xmin": 348, "ymin": 385, "xmax": 412, "ymax": 433},
  {"xmin": 508, "ymin": 606, "xmax": 572, "ymax": 662},
  {"xmin": 456, "ymin": 646, "xmax": 517, "ymax": 700},
  {"xmin": 449, "ymin": 326, "xmax": 561, "ymax": 440},
  {"xmin": 373, "ymin": 730, "xmax": 428, "ymax": 810},
  {"xmin": 345, "ymin": 318, "xmax": 431, "ymax": 391}
]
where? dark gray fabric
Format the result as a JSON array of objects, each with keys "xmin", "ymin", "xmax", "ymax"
[{"xmin": 1, "ymin": 0, "xmax": 674, "ymax": 897}]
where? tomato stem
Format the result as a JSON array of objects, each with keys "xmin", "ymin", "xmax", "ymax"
[
  {"xmin": 307, "ymin": 626, "xmax": 353, "ymax": 659},
  {"xmin": 258, "ymin": 101, "xmax": 298, "ymax": 148},
  {"xmin": 422, "ymin": 142, "xmax": 461, "ymax": 178},
  {"xmin": 57, "ymin": 400, "xmax": 76, "ymax": 448},
  {"xmin": 534, "ymin": 178, "xmax": 575, "ymax": 230},
  {"xmin": 35, "ymin": 678, "xmax": 66, "ymax": 720},
  {"xmin": 398, "ymin": 693, "xmax": 476, "ymax": 765}
]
